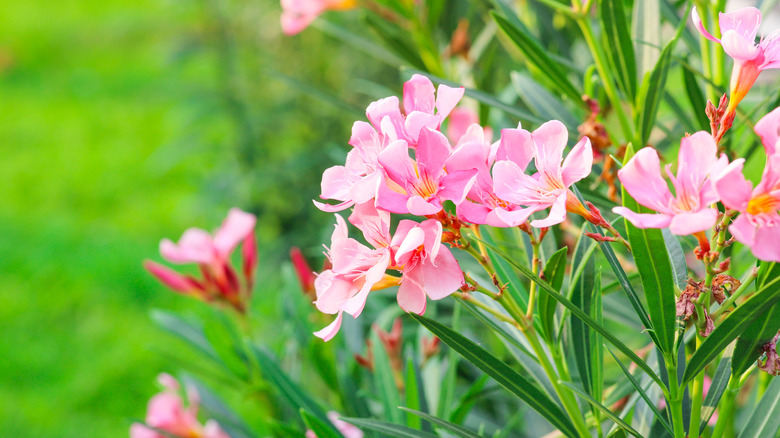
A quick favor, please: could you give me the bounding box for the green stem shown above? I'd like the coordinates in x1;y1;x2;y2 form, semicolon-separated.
526;238;542;319
688;337;705;437
576;17;634;142
696;0;716;102
454;291;519;326
713;0;727;91
665;358;687;438
711;375;741;438
526;325;592;437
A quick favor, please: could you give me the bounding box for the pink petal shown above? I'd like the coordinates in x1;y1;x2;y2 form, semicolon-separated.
314;199;355;212
403;74;435;114
144;261;203;294
350;171;381;205
529;191;568;228
719;7;761;42
722;30;762;62
313;270;355;314
674;132;717;201
214;209;257;257
617;147;674;214
692;6;721;43
439;169;479;205
419;246;464;299
397;274;427;314
491;206;540;227
492;160;540;205
327;412;364;438
349;202;391;248
391;219;418;247
532;120;568;175
366;97;405;138
395;225;426;263
434;84;465;121
748;222;780;262
713;160;752;211
612;207;673;229
314;311;344;341
755;107;780;155
416;128;451;175
320;165;357;201
377;140;415;187
130;424;163;438
280;12;317;36
405;112;441;144
420;219;443;260
375;182;410;214
495;126;534;170
407;195;442;216
447;108;479;144
457;200;491;225
729;214;757;247
561;136;593;186
203;420;231;438
340;251;391;317
160;229;214;265
668;209;718;235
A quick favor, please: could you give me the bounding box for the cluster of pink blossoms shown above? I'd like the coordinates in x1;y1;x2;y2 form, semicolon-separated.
314;74;600;340
130;374;229;438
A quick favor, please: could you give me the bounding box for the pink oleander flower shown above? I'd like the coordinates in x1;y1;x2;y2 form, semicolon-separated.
391;219;464;314
447;124;534;226
305;412;364;438
367;74;465;147
144;208;257;313
446;107;493;145
315;120;390;212
693;6;780;116
130;374;229;438
280;0;357;36
491;120;593;227
714;154;780;262
613;132;729;238
755;106;780;155
313;203;396;341
375;128;477;216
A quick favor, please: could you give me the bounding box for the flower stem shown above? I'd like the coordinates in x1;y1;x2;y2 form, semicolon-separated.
711;267;758;319
711;374;742;438
665;357;687;438
526;238;542;319
688;336;705;437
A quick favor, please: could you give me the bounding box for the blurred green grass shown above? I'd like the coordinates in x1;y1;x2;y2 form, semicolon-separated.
0;0;389;435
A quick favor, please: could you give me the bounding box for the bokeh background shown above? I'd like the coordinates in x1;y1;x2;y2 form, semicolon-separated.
0;0;393;435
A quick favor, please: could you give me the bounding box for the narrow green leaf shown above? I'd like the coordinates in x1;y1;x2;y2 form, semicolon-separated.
449;375;489;424
699;347;732;435
251;346;332;429
364;14;427;71
681;63;710;131
511;72;579;128
599;0;637;100
150;310;224;368
479;240;665;387
400;408;483;438
632;0;660;77
621;144;678;354
341;418;439;438
737;377;780;438
591;271;604;405
571;254;596;397
662;229;688;289
561;381;643;438
485;243;529;310
682;269;780;385
492;12;582;103
410;314;580;437
540;247;568;342
405;357;422;430
182;375;258;438
301;410;342;438
373;324;404;424
634;15;685;147
732;263;780;378
607;347;673;436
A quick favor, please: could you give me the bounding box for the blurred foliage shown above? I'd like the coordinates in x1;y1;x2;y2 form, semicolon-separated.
0;0;392;436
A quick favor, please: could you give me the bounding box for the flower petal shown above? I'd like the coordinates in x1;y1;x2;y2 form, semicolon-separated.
668;209;718;235
713;159;752;211
529;191;568;228
532;120;568;175
692;6;720;43
419;246;463;300
214;209;257;258
313;311;344;342
495;126;534;170
561;136;593;186
719;7;761;42
755;107;780;155
721;30;762;62
416;128;451;176
612;207;673;229
439;169;479;205
397;274;427;314
617;147;674;213
434;84;465;121
403;74;435;114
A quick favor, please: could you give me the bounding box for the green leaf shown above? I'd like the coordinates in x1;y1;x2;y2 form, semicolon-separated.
732;263;780;379
364;14;427;71
621;144;678;354
599;0;637;100
405;357;422;430
591;271;604;405
449;375;489;424
410;314;580;437
738;377;780;438
301;409;342;438
632;0;660;78
182;375;258;438
662;229;688;289
511;72;579;128
436;304;461;420
492;12;582;103
606;347;673;436
682;267;780;385
540;247;568;342
571;253;596;397
372;323;404;424
634;16;685;147
400;408;483;438
485;241;530;310
150;310;224;368
700;347;732;435
251;346;333;429
561;381;643;438
341;418;439;438
479;240;664;387
681;62;710;131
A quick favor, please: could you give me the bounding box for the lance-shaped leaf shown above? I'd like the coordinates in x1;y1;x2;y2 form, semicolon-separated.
410;314;579;437
301;410;343;438
682;267;780;385
599;0;637;100
620;145;678;354
571;251;597;397
400;408;482;438
561;382;643;438
492;13;582;103
634;14;685;148
540;247;568;343
738;377;780;438
700;347;732;435
341;418;438;438
681;63;710;131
